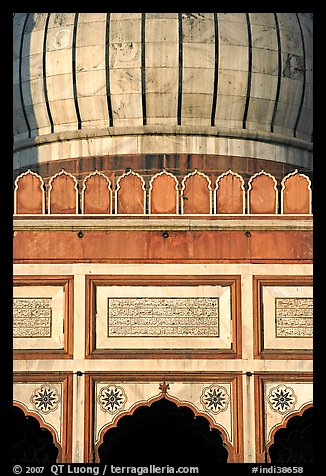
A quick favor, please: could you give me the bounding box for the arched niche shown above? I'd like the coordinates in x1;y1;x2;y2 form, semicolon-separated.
181;170;212;214
82;170;112;214
267;404;313;464
281;170;312;214
215;169;245;214
96;394;234;468
13;402;61;464
149;170;179;214
48;169;78;214
14;169;45;214
115;170;146;214
247;170;278;214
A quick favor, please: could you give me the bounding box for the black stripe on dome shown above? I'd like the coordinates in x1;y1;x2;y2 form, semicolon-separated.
43;13;54;133
177;13;183;126
105;13;113;127
141;13;147;126
242;13;252;129
211;13;219;127
271;13;282;133
72;13;82;130
293;13;307;138
19;13;31;138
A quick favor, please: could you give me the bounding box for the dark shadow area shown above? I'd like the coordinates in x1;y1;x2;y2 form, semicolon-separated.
98;397;228;470
12;406;59;464
269;407;313;463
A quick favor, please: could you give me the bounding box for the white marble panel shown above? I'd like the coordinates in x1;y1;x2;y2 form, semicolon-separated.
218;70;248;96
182;67;214;94
250;13;276;27
109;42;141;69
46;48;73;76
77;96;110;123
110;93;142;121
252;47;279;75
250;72;278;100
262;285;313;350
183;43;215;68
182;14;215;43
218;19;249;46
247;98;276;126
49;98;79;127
146;92;178;119
46;24;74;52
13;285;65;350
78;13;107;23
48;13;75;28
218;13;247;24
111;13;142;20
273;102;299;132
146;18;178;43
110;68;142;94
182;93;214;118
279;30;302;56
110;18;141;43
219;44;250;72
145;42;178;68
76;21;106;47
46;73;74;101
95;284;232;350
251;24;278;51
76;45;106;72
76;70;106;97
145;67;178;93
278;13;301;33
215;93;246;121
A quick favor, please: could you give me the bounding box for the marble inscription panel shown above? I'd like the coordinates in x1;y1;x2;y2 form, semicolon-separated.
107;297;219;337
275;298;313;338
13;298;52;338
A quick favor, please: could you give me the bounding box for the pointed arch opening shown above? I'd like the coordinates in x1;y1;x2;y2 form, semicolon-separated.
13;404;61;464
267;405;313;464
97;396;231;469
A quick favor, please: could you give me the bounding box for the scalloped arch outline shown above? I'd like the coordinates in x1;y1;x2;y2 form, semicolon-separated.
81;170;112;214
95;391;234;463
115;169;146;215
48;169;79;214
180;169;213;214
14;169;45;214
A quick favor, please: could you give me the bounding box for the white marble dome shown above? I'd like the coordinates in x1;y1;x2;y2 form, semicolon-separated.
13;13;313;169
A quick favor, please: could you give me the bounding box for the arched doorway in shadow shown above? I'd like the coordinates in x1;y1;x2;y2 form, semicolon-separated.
268;406;313;463
98;397;229;470
13;405;60;464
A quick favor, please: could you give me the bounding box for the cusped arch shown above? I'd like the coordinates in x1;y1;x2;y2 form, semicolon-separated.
247;170;278;214
13;401;62;463
48;169;79;214
215;169;245;214
181;169;213;214
14;169;45;214
281;170;312;214
81;170;112;214
266;403;313;463
95;392;234;463
149;169;179;214
115;169;146;214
